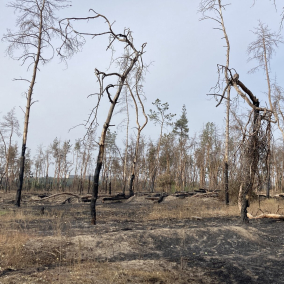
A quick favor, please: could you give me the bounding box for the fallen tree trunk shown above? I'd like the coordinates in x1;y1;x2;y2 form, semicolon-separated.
33;192;91;202
145;197;161;201
247;213;284;220
172;192;196;197
102;193;127;203
191;192;219;198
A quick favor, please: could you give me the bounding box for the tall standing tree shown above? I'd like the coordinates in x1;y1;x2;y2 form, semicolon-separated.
2;0;80;206
247;22;283;197
126;69;148;196
173;105;190;190
59;11;147;224
199;0;231;204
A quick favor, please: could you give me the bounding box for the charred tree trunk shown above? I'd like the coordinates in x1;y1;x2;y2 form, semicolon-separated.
108;181;111;195
266;120;271;198
224;161;229;204
91;144;104;225
239;93;260;223
88;175;91;194
15;1;45;207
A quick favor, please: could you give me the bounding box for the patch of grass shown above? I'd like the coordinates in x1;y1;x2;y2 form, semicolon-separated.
0;261;179;284
248;198;284;216
0;229;31;269
0;210;8;216
147;198;240;221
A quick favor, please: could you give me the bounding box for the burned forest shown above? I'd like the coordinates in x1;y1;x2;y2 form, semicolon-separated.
1;0;284;283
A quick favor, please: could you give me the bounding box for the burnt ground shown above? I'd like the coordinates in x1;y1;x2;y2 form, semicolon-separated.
0;193;284;283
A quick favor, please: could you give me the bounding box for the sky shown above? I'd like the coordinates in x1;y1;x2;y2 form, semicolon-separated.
0;0;283;158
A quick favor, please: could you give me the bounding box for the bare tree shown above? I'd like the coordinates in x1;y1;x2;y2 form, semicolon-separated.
199;0;231;204
59;11;147;224
2;0;80;206
247;21;283;197
225;69;272;222
126;69;148;196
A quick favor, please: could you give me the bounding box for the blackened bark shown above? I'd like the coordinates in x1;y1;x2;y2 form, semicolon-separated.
150;168;157;193
108;181;111;195
241;199;250;223
128;174;135;197
266;121;271;198
240;99;260;223
15;144;26;206
91;145;104;225
224;161;229;205
88;175;91;194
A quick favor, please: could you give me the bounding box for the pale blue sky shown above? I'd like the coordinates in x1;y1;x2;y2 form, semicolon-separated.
0;0;283;155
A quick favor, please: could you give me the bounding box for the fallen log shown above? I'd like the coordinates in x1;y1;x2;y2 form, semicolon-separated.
191;192;219;198
247;213;284;220
173;192;196;197
33;192;91;202
157;195;165;203
145;197;160;201
194;189;207;193
102;193;127;202
145;193;168;203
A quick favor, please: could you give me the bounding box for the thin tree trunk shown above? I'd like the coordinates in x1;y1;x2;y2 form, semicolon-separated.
150;121;163;192
218;0;231;205
127;80;148;196
123;93;129;194
15;0;45;207
266;120;271;198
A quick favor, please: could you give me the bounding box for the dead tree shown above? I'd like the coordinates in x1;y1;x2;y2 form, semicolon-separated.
59;11;147;224
126;69;148;196
2;0;80;207
199;0;231;204
247;22;283;197
213;67;272;223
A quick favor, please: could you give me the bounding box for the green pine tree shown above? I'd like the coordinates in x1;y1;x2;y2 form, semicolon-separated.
173;105;189;139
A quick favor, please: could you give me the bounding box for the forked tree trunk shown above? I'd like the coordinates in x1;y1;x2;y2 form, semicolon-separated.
127;80;148;197
91;56;138;225
15;0;45;206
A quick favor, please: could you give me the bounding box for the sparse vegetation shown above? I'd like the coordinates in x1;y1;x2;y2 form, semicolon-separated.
1;0;284;283
1;192;284;283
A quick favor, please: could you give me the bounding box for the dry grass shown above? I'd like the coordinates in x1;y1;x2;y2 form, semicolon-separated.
147;197;240;221
248;198;284;216
1;193;284;283
0;261;182;284
147;196;284;221
0;229;31;269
